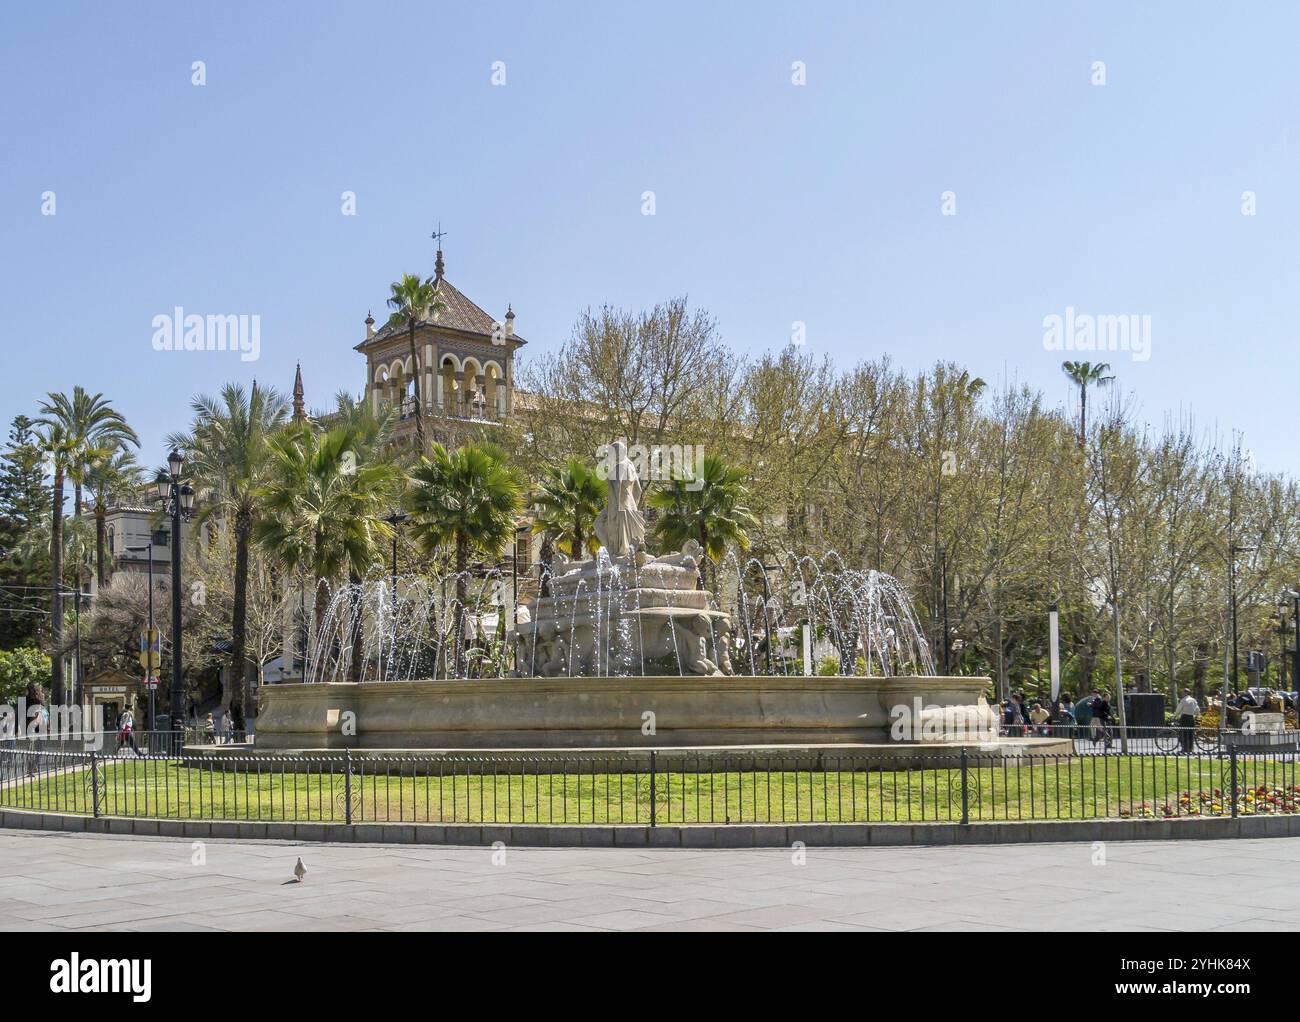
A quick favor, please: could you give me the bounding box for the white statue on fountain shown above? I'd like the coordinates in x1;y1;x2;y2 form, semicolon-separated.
594;440;646;559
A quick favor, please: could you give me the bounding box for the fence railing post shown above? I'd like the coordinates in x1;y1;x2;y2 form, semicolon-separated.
649;750;657;828
959;747;969;825
344;748;353;826
1229;745;1238;819
90;750;100;818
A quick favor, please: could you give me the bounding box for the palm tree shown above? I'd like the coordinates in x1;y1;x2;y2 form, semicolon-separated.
406;442;523;677
386;274;446;452
650;454;759;593
35;388;138;703
327;391;400;680
255;423;400;669
332;389;397;454
1061;361;1114;447
85;448;144;590
169;383;289;719
530;459;604;593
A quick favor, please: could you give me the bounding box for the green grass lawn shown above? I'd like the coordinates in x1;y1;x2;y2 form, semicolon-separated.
4;754;1299;825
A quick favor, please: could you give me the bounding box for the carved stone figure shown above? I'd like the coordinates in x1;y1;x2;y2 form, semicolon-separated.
593;440;646;558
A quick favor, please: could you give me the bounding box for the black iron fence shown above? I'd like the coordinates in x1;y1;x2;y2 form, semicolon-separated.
4;741;1300;827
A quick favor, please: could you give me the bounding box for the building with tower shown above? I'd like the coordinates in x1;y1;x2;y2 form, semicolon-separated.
355;245;525;445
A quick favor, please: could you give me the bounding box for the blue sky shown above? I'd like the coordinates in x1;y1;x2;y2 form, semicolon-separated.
2;1;1298;473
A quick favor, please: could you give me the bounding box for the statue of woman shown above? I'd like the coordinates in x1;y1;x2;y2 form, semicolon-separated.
594;440;646;558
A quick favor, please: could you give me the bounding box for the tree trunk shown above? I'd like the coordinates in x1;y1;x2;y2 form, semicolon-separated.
454;533;469;678
348;567;364;682
313;576;330;663
1079;385;1088;447
1193;641;1208;705
538;534;554;598
697;524;709;593
230;513;251;717
50;469;65;705
408;322;425;452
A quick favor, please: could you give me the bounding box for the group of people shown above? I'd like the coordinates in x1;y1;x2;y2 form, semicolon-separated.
111;706;239;753
999;688;1205;752
998;690;1104;738
999;690;1120;745
198;709;236;744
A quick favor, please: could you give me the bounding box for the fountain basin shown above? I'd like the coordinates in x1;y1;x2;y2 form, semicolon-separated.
256;675;1009;750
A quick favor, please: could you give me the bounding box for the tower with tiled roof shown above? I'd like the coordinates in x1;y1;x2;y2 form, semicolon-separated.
356;240;525;442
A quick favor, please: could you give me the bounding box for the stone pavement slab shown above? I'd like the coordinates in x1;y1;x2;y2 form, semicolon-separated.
1;829;1298;931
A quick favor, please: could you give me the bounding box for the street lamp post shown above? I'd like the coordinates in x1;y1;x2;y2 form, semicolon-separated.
382;510;408;593
155;451;195;752
1279;603;1289;693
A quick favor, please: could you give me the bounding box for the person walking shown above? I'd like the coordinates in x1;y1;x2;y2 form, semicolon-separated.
1175;689;1200;754
219;708;234;745
116;709;144;757
1092;690;1114;747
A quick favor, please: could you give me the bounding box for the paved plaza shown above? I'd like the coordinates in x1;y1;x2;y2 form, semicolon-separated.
0;830;1298;931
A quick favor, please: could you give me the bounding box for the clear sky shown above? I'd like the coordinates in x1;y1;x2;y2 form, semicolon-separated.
2;1;1297;473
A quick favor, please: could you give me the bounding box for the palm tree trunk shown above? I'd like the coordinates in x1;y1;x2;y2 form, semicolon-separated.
50;469;65;704
314;576;330;660
697;524;709;593
348;567;364;682
1079;385;1087;447
408;322;425;451
230;514;251;718
455;533;469;677
539;534;554;599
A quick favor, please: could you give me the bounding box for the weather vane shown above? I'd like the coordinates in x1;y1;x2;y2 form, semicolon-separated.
431;223;448;248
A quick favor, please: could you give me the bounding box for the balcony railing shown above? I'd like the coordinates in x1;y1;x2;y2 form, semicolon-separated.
395;398;503;423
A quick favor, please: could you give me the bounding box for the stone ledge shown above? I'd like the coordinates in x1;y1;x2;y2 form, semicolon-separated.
0;808;1271;848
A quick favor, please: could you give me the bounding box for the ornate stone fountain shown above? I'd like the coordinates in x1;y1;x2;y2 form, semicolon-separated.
516;440;737;678
255;440;1055;756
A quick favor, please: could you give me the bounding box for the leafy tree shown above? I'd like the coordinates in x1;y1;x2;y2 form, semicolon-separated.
0;646;51;706
0;416;52;648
